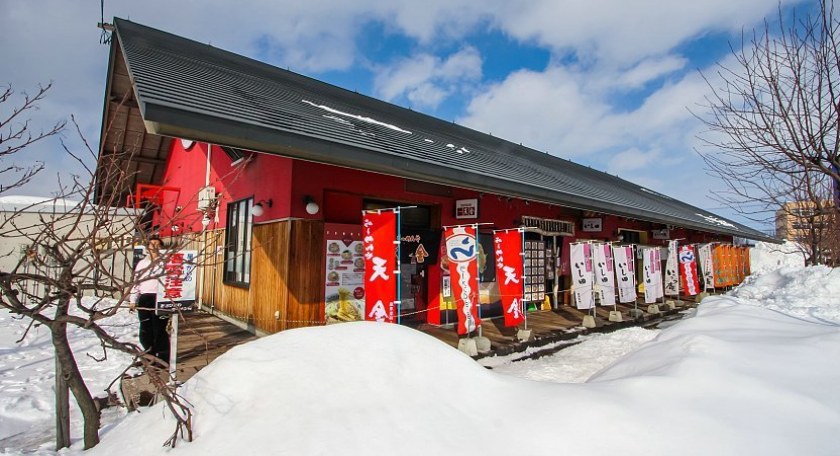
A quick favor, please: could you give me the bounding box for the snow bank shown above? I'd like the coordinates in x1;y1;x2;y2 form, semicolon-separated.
750;241;806;271
0;299;136;445
730;266;840;325
90;296;840;456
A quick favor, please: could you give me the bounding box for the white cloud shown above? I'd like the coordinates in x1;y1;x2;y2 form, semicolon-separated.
607;148;662;174
373;47;483;109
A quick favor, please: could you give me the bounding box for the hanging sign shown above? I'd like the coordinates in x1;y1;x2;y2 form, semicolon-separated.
363;211;397;323
493;230;525;327
454;199;479;219
570;243;594;309
581;218;603;232
445;226;481;335
157;250;198;311
664;240;679;296
652;229;670;240
612;245;636;303
592;243;616;306
678;245;700;296
642;248;661;303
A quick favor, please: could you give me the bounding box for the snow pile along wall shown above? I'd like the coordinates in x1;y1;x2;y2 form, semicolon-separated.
749;241;806;271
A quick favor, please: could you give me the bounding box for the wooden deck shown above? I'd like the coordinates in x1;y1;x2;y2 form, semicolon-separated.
172;312;257;382
417;294;705;357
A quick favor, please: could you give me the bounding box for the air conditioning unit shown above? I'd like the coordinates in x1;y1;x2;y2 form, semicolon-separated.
197;186;217;211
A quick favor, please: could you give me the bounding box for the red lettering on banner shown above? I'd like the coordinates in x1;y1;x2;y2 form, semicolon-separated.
363;212;397;323
163;253;186;300
494;231;525;327
445;226;481;335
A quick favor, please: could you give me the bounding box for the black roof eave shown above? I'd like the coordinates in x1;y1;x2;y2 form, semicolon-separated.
140;100;778;243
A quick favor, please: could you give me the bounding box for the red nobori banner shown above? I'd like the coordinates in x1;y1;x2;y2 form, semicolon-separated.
445;226;481;335
363;211;397;323
493;230;525;327
678;245;700;296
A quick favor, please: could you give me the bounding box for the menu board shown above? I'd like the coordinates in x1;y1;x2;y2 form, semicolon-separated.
523;240;546;302
324;225;365;324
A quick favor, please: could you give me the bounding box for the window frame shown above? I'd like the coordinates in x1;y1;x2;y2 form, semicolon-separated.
223;197;254;288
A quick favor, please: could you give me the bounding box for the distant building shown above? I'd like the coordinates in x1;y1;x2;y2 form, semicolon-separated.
775;200;838;264
0;196;138;298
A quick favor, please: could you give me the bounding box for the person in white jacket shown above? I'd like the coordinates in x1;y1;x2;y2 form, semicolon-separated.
129;236;170;366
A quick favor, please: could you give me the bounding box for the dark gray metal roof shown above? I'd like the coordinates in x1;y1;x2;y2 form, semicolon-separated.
110;18;777;242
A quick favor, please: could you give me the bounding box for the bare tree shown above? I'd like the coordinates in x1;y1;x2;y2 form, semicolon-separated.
0;89;207;450
0;84;64;193
697;0;840;264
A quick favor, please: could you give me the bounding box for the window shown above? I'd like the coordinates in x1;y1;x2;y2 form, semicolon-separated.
224;197;253;287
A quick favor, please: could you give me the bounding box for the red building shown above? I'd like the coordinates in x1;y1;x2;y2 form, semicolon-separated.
96;19;775;335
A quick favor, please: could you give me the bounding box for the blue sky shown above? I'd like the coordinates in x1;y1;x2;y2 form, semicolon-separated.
0;0;816;232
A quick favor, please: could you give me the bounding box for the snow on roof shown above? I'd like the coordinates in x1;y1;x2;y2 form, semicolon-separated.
302;100;413;134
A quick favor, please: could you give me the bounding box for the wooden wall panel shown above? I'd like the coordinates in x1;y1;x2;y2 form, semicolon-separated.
196;220;325;334
286;220;325;329
249;222;290;333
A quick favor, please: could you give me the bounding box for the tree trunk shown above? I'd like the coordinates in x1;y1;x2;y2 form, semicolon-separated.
54;356;71;450
51;320;101;449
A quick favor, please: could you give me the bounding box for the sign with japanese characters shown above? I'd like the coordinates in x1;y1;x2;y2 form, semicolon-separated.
493;230;525;327
363;211;397;323
698;243;715;290
445;226;481;335
664;240;679;296
652;229;670;240
581;218;603;232
678;245;700;296
642;247;661;304
592;243;616;306
156;250;197;311
454;199;479;219
612;245;636;303
570;243;594;309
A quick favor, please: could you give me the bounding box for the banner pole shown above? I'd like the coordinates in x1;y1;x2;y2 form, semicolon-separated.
475;225;482;339
521;228;527;331
396;208;401;326
633;244;639;314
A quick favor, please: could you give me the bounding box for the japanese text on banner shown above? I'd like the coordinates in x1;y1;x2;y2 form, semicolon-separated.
494;230;525;327
445;226;481;335
363;211;397;323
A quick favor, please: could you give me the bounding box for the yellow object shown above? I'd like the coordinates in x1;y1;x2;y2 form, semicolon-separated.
542;295;551;310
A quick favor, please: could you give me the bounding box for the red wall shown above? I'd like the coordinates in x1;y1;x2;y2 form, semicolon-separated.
158;142;293;235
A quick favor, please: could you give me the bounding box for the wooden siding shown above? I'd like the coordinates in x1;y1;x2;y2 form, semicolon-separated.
286;220;324;329
198;219;324;334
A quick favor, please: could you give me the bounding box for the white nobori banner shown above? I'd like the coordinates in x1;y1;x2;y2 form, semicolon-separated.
612;245;636;304
642;247;662;304
698;243;715;291
592;243;616;306
664;240;679;297
570;243;594;309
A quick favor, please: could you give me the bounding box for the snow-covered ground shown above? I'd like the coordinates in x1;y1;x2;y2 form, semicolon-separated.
0;299;137;450
2;243;838;455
